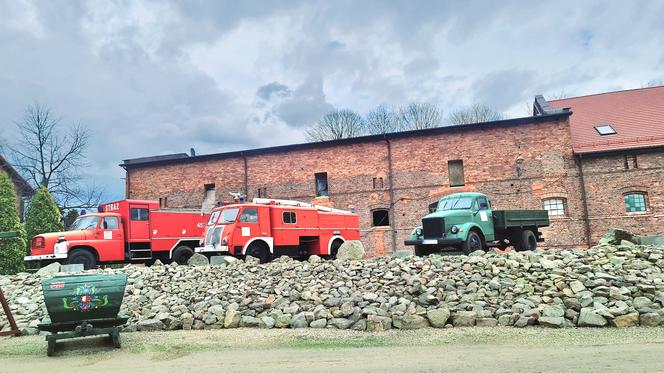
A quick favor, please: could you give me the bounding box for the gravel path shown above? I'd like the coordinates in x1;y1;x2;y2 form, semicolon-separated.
2;327;664;372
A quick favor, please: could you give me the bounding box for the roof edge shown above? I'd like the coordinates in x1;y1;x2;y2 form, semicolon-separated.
120;112;572;169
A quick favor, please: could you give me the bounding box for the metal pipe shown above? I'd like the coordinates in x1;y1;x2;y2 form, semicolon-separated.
575;154;592;247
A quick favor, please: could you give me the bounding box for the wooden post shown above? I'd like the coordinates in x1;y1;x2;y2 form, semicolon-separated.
0;287;22;337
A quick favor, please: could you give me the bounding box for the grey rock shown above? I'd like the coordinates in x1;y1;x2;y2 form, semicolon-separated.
260;316;275;329
538;317;565;328
393;314;429;330
336;240;365;260
36;262;61;275
475;318;497;327
60;264;84;273
640;313;662;327
542;305;565;318
240;316;261;327
137;319;164;331
426;308;451;328
328;318;354;329
452;311;476;327
310;319;327;328
187;253;209;266
578;308;608;327
290;313;309;329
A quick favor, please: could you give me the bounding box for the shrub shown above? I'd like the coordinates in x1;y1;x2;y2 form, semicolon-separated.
0;171;27;274
25;186;63;253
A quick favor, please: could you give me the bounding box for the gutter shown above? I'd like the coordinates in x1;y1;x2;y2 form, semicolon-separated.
575;154;593;247
385;136;397;255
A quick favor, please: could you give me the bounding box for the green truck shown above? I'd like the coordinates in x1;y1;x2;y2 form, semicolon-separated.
405;192;550;255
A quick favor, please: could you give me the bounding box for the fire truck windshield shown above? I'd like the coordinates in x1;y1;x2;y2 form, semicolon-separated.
207;211;220;225
219;208;239;224
69;216;100;231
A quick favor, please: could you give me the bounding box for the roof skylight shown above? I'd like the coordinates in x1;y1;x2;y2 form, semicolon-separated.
594;124;617;135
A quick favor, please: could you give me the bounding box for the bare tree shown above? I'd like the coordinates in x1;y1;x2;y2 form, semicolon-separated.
365;104;402;135
448;104;504;125
8;103;101;209
305;109;366;142
397;102;443;130
642;79;663;88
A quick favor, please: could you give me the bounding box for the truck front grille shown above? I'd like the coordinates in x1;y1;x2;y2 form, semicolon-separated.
422;217;445;239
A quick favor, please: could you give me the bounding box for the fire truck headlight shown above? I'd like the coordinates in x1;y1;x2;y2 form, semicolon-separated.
415;227;422;236
450;225;459;234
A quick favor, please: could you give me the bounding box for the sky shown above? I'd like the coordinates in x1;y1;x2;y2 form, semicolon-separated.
1;0;663;201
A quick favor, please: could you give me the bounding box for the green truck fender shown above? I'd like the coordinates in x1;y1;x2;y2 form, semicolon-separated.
448;223;485;242
409;226;423;240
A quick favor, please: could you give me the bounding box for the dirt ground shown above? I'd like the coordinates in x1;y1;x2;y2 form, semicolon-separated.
2;327;664;372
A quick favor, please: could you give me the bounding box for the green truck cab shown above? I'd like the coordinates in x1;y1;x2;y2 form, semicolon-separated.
404;192;550;255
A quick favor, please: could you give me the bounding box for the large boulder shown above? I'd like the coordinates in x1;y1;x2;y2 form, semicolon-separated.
599;229;635;245
578;308;608;327
426;308;451;328
187;253;209;266
393;314;429;330
137;319;165;331
336;240;365;260
36;262;61;275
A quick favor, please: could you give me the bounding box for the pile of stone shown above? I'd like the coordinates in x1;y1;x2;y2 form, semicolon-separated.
1;230;663;334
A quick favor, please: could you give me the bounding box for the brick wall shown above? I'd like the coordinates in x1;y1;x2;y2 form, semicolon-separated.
580;151;664;243
126;116;611;256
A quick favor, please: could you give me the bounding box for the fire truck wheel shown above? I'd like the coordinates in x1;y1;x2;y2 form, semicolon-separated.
246;242;270;263
67;249;97;270
172;246;194;265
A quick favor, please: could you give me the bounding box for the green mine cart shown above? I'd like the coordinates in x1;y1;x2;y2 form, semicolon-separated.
38;274;128;356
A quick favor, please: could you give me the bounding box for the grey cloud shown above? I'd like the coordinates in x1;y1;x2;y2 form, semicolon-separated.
256;82;291;101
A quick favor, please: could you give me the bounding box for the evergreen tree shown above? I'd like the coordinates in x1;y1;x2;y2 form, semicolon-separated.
25;186;63;253
0;171;27;274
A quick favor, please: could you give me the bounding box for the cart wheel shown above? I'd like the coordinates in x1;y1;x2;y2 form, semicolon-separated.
112;333;121;348
47;340;56;357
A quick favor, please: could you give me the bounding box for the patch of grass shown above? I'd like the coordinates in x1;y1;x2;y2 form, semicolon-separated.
286;334;390;349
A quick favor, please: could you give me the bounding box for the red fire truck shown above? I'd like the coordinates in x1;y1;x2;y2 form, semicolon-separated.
195;198;360;262
25;199;208;269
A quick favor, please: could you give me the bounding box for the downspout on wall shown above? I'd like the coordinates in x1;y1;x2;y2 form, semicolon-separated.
241;152;249;198
385;137;397;255
575;154;593;247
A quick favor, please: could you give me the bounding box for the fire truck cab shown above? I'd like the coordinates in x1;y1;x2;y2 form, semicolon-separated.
195;198;360;262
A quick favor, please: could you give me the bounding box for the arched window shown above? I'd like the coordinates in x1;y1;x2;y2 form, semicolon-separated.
543;198;566;216
371;209;390;227
624;192;648;213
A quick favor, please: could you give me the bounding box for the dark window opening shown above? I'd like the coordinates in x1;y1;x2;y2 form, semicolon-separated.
428;201;438;213
624;155;638;169
315;172;328;197
257;187;267;198
594;124;616;135
130;208;149;221
448;160;465;187
159;197;167;208
372;209;390;227
103;217;120;230
373;177;384;189
204;183;215;191
283;211;297;224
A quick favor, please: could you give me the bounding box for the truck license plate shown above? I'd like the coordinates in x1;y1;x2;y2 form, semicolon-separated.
422;239;438;245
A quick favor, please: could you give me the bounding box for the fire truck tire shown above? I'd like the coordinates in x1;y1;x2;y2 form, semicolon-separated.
327;238;344;259
246;242;270;263
172;246;194;265
67;249;97;270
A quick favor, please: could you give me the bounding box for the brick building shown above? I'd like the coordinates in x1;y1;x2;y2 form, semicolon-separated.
0;154;34;220
121;87;664;256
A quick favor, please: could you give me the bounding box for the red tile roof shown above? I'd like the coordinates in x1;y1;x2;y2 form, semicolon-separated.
549;86;664;154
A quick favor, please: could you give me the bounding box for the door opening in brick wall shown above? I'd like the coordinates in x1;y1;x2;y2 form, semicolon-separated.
159;197;168;208
372;209;390;227
372;177;384;189
315;172;328;197
448;160;465;187
624;155;638;169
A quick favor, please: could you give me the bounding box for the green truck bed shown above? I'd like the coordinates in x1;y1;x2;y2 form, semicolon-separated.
492;210;550;229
